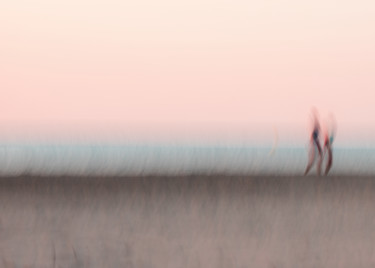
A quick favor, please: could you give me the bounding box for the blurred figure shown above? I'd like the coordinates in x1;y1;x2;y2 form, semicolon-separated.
323;113;337;175
304;108;322;176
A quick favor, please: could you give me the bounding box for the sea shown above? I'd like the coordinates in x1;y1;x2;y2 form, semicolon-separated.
0;143;374;176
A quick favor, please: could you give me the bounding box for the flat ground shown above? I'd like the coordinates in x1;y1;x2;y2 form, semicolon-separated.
0;175;375;267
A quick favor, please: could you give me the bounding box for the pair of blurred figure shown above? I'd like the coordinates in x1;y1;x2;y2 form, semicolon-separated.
304;108;336;176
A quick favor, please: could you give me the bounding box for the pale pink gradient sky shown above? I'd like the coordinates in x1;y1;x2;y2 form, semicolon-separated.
1;0;375;144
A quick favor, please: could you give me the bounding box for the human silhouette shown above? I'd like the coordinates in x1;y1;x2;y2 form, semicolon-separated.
304;108;322;176
323;113;336;175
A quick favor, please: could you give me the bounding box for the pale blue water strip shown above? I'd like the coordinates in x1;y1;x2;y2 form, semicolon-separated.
0;144;374;176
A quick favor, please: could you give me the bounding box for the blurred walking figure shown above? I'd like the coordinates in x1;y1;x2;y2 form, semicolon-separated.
323;113;337;175
304;108;322;176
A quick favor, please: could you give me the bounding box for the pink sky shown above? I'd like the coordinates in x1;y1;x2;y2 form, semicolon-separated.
1;0;375;144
